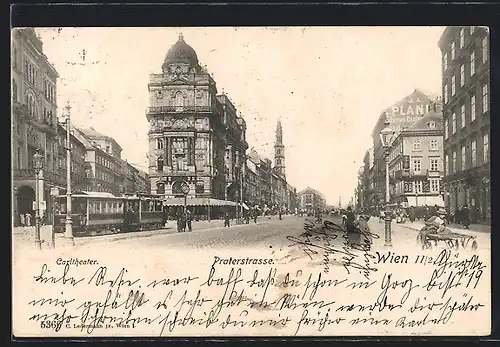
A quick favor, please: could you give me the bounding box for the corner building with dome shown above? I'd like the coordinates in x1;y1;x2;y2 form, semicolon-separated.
146;34;249;216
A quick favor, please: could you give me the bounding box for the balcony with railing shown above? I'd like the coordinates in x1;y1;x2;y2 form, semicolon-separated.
13;168;66;187
147;105;212;115
426;169;444;178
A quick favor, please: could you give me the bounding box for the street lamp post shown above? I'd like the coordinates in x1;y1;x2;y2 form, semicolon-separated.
379;120;396;247
33;149;44;250
64;102;75;245
180;180;190;218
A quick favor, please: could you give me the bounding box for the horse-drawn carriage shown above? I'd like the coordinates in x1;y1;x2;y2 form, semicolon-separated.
416;225;478;251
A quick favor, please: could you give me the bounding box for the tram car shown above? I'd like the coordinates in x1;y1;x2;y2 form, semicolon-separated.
53;191;166;236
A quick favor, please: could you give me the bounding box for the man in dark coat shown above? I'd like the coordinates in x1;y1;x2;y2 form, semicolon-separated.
461;205;471;229
186;210;193;232
224;212;230;227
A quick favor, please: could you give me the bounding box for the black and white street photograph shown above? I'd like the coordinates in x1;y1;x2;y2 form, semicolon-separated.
11;26;491;337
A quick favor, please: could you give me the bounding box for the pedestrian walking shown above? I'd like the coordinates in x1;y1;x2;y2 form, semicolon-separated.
224;212;230;227
278;209;282;220
19;213;25;227
253;209;258;223
25;213;32;227
186;210;193;232
245;211;250;224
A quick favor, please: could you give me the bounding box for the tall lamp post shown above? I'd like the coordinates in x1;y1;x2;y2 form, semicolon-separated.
180;181;190;217
379;121;395;247
33;149;44;250
64;102;74;245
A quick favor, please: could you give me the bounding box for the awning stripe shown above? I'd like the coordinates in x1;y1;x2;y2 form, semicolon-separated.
162;198;239;207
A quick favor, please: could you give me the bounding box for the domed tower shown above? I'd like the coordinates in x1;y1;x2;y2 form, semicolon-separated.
274;119;285;178
162;33;201;74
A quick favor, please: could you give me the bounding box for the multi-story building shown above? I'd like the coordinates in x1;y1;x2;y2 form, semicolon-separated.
387;110;445;207
298;187;326;212
12;28;62;226
78;127;124;195
439;26;490;223
245;158;259;206
58;123;89;193
135;170;151;195
146;34;247;205
120;160;151;195
369;89;440;208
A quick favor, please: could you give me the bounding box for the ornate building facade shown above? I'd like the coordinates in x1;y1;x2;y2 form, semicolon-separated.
146;34;248;201
12;28;62;225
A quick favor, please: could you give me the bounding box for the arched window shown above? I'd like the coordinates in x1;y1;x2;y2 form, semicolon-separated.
156;138;164;149
26;94;36;118
12;79;17;102
174;91;184;107
157;156;164;172
157;182;165;195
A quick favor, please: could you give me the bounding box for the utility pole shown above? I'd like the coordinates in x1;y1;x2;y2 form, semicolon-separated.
64;102;74;245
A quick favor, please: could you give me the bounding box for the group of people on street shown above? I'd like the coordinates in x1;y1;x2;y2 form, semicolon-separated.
176;210;193;233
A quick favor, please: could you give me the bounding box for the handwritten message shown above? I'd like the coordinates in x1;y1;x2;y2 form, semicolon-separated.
13;240;489;337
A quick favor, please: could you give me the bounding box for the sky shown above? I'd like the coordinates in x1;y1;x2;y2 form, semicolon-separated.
36;26;445;206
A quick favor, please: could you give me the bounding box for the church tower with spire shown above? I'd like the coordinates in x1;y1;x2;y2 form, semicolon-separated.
274;119;286;178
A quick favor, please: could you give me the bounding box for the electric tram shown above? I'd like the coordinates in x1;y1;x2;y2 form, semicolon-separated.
53;191;165;236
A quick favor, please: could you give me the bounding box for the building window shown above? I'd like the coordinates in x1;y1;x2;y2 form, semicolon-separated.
444;154;449;175
443;52;448;71
482;84;488;113
157;182;165;195
471;139;477;167
414;181;423;194
452;150;457;173
471;94;476;121
196;181;205;194
460;104;466;128
412;158;421;174
459;28;465;48
444;84;448;104
451;75;456;96
26;93;36;118
452;113;456;134
174;91;184;107
412;140;421;151
470;26;475;35
461;145;466;171
460;65;465;87
157;156;164;172
430;158;439;172
483;133;489;163
470;51;476;76
430;139;438;151
176;156;186;171
451;41;456;60
430;179;440;193
156;138;164;149
444;119;449;139
482;37;488;63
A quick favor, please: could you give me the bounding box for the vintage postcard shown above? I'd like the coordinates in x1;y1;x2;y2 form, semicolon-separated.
11;26;491;337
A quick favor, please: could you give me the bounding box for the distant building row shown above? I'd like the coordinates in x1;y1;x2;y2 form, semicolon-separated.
11;28;150;226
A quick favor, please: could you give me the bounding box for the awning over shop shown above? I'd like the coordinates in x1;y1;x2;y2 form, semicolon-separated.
406;195;444;207
162;197;239;207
